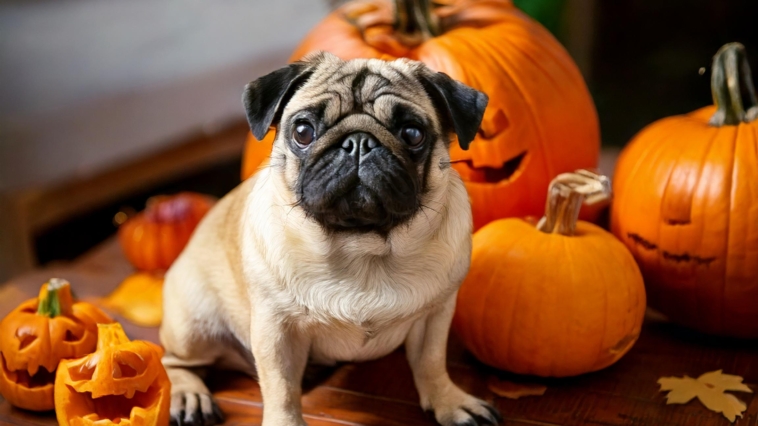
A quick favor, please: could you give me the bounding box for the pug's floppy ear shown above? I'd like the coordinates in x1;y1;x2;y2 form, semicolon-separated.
242;62;314;141
419;71;489;150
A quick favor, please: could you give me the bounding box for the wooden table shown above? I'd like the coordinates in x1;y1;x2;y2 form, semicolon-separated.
1;239;757;426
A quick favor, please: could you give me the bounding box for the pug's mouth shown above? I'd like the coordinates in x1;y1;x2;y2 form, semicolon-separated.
66;385;162;425
456;151;527;184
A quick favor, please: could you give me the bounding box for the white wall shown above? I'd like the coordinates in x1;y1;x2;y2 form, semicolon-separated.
0;0;329;192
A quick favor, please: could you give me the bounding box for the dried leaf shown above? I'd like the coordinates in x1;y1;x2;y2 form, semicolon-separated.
658;370;753;422
487;376;546;399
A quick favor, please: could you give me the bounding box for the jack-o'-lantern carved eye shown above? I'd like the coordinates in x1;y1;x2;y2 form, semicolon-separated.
112;351;146;379
16;332;38;351
67;358;97;382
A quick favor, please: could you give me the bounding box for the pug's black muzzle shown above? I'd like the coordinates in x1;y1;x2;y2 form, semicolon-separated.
298;131;420;233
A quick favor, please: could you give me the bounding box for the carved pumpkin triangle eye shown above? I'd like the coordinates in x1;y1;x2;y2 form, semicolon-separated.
478;109;510;140
112;351;146;379
67;357;98;382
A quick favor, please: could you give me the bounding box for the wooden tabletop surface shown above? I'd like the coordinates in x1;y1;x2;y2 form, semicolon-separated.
1;238;757;426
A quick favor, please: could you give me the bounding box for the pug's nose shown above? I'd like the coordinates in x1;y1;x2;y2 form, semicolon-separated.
341;132;378;159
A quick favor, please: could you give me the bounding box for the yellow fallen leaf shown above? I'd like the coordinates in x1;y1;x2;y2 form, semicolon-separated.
98;272;164;327
487;376;547;399
658;370;753;422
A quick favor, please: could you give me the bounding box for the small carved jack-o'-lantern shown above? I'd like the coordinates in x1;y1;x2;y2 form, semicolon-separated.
0;279;112;411
612;43;758;338
55;323;170;426
242;0;600;231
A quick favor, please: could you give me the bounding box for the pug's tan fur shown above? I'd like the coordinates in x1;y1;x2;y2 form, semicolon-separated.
160;53;498;426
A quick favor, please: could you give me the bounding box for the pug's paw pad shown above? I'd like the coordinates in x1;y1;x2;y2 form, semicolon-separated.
170;392;224;426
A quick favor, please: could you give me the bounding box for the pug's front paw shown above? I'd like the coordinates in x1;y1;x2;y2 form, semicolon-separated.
425;386;502;426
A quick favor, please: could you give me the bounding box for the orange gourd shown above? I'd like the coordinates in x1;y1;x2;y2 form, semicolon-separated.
242;0;599;231
55;322;170;426
612;43;758;338
453;171;646;377
118;192;214;272
0;279;113;411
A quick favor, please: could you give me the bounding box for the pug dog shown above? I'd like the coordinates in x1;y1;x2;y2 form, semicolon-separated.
160;51;499;426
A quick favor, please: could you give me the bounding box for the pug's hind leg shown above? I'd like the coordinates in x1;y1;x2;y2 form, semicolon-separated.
406;294;502;426
166;366;224;426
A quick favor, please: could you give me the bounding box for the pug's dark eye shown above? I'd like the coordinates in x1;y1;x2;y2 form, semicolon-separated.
293;123;315;147
400;126;424;147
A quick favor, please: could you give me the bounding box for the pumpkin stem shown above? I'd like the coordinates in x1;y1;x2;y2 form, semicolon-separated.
37;278;74;318
709;42;758;126
394;0;439;44
537;170;611;236
96;322;132;351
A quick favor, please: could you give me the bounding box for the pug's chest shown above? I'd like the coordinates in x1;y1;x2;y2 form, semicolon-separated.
308;314;420;364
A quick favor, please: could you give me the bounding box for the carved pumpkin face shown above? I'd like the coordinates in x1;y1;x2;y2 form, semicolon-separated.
0;279;112;411
242;0;599;231
55;323;170;426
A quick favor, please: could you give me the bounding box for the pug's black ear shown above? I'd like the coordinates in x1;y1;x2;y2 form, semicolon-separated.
243;63;314;141
419;71;488;150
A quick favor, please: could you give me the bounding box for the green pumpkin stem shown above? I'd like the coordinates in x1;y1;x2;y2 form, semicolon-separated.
37;278;74;318
394;0;439;44
537;170;611;236
709;42;758;126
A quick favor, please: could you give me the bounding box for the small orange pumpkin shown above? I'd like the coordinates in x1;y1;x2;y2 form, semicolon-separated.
118;192;214;272
453;171;646;377
55;322;170;426
242;0;600;231
612;43;758;338
0;279;113;411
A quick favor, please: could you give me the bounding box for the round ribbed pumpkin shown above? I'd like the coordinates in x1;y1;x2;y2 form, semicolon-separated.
118;192;214;272
242;0;599;231
611;42;758;338
454;171;646;377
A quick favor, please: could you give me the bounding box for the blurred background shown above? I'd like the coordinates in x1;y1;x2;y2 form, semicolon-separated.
1;0;757;282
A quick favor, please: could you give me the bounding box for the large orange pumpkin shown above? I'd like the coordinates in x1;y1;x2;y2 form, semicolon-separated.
611;42;758;338
453;171;646;377
242;0;599;231
118;192;214;272
55;322;170;426
0;279;113;411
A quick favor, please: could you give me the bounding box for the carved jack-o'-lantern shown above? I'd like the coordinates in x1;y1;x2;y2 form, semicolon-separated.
242;0;600;231
0;279;112;411
612;43;758;338
55;323;170;426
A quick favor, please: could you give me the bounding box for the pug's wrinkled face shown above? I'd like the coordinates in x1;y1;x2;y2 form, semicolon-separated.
243;52;488;234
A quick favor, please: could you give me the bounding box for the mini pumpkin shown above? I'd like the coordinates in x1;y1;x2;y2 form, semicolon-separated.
0;279;113;411
453;171;646;377
242;0;600;231
612;42;758;338
118;192;215;272
55;322;170;426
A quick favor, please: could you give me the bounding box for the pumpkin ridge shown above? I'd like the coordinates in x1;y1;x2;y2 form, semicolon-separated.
660;122;720;226
719;124;744;334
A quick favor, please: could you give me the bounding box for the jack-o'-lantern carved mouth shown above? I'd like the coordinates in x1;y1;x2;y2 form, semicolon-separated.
455;151;527;184
627;233;717;266
0;353;56;388
65;385;162;425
